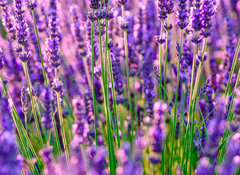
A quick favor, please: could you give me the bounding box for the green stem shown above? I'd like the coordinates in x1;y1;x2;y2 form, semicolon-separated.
218;39;240;162
159;20;164;100
121;4;134;146
97;13;116;174
224;39;240;96
108;49;121;147
188;37;208;173
31;10;48;86
164;16;170;102
169;29;183;174
90;9;98;145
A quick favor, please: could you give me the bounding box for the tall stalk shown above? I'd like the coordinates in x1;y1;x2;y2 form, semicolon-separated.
97;12;116;174
183;32;198;173
120;4;134;145
169;29;183;174
188;37;208;173
164;16;170;102
159;20;164;100
31;10;48;86
90;9;98;145
105;0;121;148
107;48;121;148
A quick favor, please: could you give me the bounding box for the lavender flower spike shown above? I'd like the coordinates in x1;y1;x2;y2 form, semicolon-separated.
177;0;189;29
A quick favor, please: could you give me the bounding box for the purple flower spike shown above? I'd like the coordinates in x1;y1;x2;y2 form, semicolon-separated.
41;87;53;130
177;0;189;29
200;0;217;37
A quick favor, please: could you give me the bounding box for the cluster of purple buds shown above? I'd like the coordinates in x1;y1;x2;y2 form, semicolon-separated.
200;0;217;37
197;51;207;64
71;6;87;57
41;87;53;130
14;0;29;46
25;0;37;10
0;0;16;40
234;88;240;115
21;87;28;113
177;0;189;29
19;50;31;62
111;53;124;103
95;7;114;20
46;0;61;69
52;78;63;92
118;0;127;5
142;49;156;119
148;101;167;164
72;97;90;145
89;0;100;10
0;47;5;69
0;96;13;131
190;0;202;44
156;0;167;21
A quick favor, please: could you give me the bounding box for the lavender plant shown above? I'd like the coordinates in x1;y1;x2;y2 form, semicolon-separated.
0;0;240;174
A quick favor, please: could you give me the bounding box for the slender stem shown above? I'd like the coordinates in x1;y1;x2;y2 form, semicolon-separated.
31;10;48;86
104;0;121;147
24;112;27;133
169;29;183;174
188;32;198;121
121;4;134;145
159;20;164;100
164;16;170;102
108;48;121;148
224;39;240;96
90;9;98;145
218;39;240;162
184;32;198;172
188;37;208;172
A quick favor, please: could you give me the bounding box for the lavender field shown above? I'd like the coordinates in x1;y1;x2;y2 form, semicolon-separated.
0;0;240;174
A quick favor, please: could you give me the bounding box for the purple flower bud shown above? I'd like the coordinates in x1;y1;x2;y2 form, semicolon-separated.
25;0;37;10
89;0;100;9
200;0;217;37
177;0;189;29
19;50;31;62
41;87;53;130
21;87;28;113
14;0;29;46
118;0;127;5
0;48;5;69
0;1;16;40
